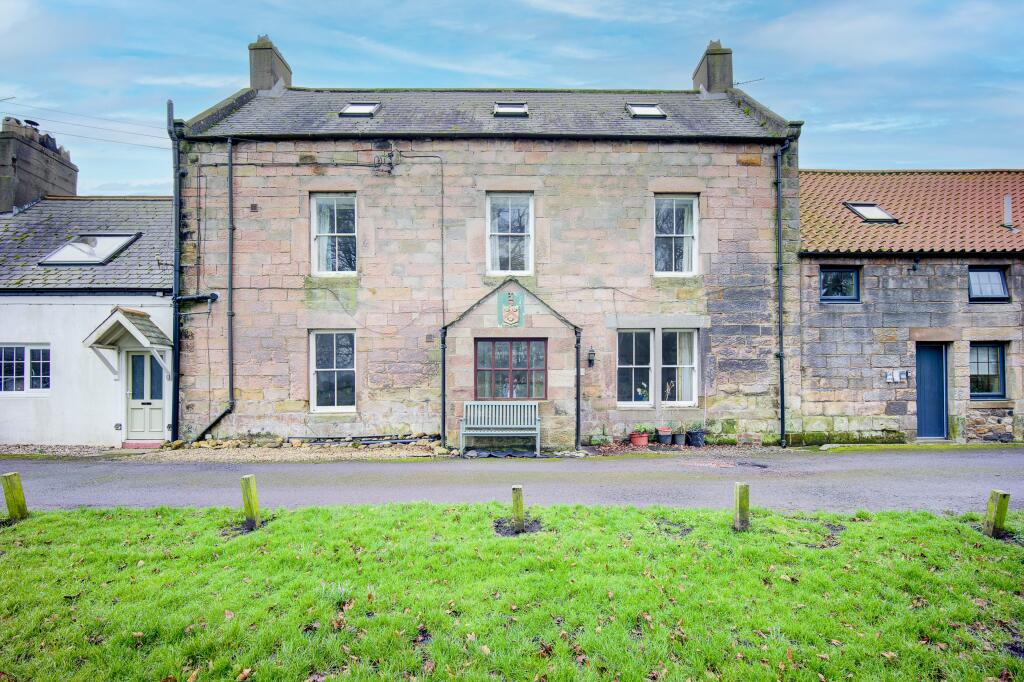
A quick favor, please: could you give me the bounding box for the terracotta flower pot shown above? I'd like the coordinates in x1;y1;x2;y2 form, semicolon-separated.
629;431;649;446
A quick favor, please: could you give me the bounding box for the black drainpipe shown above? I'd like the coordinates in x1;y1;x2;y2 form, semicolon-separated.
439;327;448;447
166;101;182;442
574;328;581;450
193;136;236;440
774;138;792;448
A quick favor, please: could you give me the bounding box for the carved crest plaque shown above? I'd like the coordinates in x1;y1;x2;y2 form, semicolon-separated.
498;290;524;327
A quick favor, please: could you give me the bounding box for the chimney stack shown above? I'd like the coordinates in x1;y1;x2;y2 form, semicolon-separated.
692;40;733;93
1004;193;1015;229
1;117;78;213
248;35;292;91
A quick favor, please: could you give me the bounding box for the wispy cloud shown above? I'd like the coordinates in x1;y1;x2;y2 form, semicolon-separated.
819;116;946;133
548;44;603;60
135;74;246;89
517;0;743;23
85;178;172;195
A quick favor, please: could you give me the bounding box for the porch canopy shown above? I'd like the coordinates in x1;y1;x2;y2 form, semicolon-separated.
82;306;171;378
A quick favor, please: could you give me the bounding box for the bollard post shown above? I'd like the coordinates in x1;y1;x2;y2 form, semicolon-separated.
983;489;1010;538
733;482;750;532
2;472;28;521
512;485;525;533
241;475;260;530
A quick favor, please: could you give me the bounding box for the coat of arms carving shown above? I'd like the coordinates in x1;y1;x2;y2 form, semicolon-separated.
500;291;522;327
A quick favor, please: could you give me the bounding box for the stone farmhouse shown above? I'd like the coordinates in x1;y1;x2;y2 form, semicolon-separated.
171;37;803;449
799;170;1024;443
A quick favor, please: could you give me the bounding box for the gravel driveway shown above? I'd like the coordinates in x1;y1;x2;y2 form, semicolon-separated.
2;446;1022;513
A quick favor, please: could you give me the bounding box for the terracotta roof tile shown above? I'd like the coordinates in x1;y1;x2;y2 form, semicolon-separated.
800;170;1024;254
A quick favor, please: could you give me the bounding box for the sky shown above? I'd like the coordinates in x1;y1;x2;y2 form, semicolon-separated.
1;0;1021;195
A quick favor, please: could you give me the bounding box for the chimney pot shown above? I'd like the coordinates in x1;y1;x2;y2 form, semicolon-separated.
248;35;292;91
692;40;733;93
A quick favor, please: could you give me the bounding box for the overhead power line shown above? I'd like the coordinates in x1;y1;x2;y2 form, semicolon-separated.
36;127;170;151
0;110;168;140
0;98;165;132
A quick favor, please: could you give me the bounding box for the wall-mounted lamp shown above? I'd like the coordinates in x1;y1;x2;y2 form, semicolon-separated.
587;346;596;368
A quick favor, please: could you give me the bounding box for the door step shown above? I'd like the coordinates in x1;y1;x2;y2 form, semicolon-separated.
121;440;163;449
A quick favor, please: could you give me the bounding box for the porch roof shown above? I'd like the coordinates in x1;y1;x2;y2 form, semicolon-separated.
442;277;580;332
82;306;171;349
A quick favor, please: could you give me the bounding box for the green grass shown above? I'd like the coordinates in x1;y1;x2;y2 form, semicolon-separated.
825;442;1024;454
1;506;1022;681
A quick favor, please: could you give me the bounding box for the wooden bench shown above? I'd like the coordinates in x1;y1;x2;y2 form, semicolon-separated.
459;401;541;454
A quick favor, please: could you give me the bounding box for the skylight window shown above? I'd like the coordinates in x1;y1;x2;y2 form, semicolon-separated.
339;102;381;117
845;202;897;222
493;102;528;117
40;233;140;266
626;103;667;119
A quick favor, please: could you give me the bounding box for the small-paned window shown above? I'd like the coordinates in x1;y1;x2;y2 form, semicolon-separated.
617;330;651;404
654;196;698;275
311;331;356;410
475;339;546;399
339;102;380;117
819;266;860;302
626;103;666;118
40;234;139;265
487;193;533;275
970;342;1006;399
0;345;49;392
493;102;528;117
661;330;697;405
845;202;897;222
312;194;357;275
968;267;1010;302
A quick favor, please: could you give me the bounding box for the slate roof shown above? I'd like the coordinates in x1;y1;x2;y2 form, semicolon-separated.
0;196;173;291
800;170;1024;255
186;88;793;141
118;307;172;346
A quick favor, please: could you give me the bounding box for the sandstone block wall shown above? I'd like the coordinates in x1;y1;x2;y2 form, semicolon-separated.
176;137;800;446
799;257;1023;442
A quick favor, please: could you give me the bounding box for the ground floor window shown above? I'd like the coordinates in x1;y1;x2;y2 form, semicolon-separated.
475;339;546;399
0;345;50;392
617;330;652;404
661;330;697;405
310;331;355;410
970;342;1006;399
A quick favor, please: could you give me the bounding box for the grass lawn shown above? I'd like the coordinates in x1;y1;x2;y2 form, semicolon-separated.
1;505;1022;681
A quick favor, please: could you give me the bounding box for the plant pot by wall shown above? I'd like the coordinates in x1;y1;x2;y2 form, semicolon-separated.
656;433;672;444
686;429;706;447
672;433;687;445
629;431;649;446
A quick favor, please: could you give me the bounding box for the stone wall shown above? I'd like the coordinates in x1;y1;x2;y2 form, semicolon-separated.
799;256;1024;442
176;137;800;446
0;118;77;212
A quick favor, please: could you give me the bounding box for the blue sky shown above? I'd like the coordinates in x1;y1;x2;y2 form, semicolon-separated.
1;0;1021;195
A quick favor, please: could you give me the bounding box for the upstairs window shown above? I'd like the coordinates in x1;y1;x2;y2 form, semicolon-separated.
970;342;1006;400
819;266;860;302
40;234;139;266
654;196;698;275
312;194;357;275
339;102;380;117
487;193;533;275
311;331;355;411
0;345;50;392
845;202;897;223
626;103;666;119
493;102;528;117
968;266;1010;302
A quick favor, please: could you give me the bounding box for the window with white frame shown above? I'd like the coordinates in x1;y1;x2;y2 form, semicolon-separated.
661;330;697;405
312;194;357;275
0;345;50;392
617;330;651;404
487;193;533;275
654;196;697;275
310;331;355;411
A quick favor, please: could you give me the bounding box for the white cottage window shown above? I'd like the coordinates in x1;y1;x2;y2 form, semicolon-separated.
661;330;697;405
654;196;698;275
310;331;356;411
486;193;533;275
0;345;50;392
311;194;357;275
617;330;652;405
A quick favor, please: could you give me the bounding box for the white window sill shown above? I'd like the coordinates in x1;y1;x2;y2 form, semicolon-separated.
311;271;357;278
310;406;357;414
487;271;533;278
662;402;698;408
617;403;654;410
653;271;698;278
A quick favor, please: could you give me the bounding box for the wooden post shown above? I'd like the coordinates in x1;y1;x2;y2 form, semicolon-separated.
241;475;260;529
511;485;524;533
2;472;28;521
983;489;1010;538
733;482;750;532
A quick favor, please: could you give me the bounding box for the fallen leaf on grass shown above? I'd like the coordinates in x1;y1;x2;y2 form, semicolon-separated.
880;651;897;661
423;660;435;674
236;669;252;681
480;645;491;655
187;670;199;682
537;641;554;658
224;610;234;620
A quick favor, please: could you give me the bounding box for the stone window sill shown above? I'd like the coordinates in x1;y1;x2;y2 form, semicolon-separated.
969;399;1014;409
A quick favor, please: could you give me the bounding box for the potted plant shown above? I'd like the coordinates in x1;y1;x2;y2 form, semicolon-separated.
655;426;672;445
672;424;687;446
629;423;653;447
685;420;706;447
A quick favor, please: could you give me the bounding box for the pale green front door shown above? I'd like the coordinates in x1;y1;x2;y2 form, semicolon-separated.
126;352;164;440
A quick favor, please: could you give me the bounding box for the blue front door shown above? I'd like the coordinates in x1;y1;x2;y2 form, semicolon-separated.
915;344;947;438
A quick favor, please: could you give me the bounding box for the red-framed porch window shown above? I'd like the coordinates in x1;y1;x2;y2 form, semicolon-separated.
475;338;547;399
